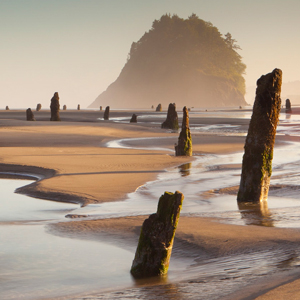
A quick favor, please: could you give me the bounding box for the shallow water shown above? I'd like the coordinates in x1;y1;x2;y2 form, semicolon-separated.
2;109;300;299
0;179;136;300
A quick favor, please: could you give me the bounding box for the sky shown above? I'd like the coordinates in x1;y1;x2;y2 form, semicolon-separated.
1;0;300;109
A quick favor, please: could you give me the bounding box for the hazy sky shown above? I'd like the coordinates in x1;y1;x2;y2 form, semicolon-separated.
1;0;299;109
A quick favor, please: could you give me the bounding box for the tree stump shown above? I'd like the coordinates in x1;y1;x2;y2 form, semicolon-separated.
161;103;179;130
130;191;184;278
237;69;282;203
175;106;192;156
104;106;110;120
50;92;61;121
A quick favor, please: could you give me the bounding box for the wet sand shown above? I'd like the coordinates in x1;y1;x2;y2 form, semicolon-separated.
1;108;300;299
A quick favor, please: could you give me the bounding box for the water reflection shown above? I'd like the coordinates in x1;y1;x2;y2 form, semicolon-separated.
238;201;274;227
178;163;192;177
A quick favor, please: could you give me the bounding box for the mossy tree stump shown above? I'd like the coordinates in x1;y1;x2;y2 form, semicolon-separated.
161;103;179;130
130;191;184;278
237;68;282;203
175;106;192;156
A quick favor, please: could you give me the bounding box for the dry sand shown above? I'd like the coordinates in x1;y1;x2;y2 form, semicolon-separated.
1;109;300;299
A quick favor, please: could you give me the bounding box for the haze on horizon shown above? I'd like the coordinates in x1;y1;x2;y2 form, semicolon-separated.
1;0;300;109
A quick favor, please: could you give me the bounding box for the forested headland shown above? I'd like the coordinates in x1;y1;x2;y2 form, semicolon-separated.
90;14;247;109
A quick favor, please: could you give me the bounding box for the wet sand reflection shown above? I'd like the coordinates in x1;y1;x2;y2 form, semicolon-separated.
238;200;274;227
178;163;192;177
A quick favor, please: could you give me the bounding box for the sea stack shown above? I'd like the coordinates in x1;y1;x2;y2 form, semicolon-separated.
130;191;184;278
26;108;35;121
156;104;162;112
36;103;42;111
130;114;137;123
104;106;110;120
175;106;192;156
50;92;61;121
286;99;291;113
237;68;282;203
161;103;179;130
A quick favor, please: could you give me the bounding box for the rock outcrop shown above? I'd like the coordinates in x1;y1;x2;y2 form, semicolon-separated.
36;103;42;111
104;106;110;120
156;104;162;112
50;92;61;121
26;108;35;121
237;68;282;203
130;114;137;123
130;191;184;278
89;15;246;109
286;99;291;113
175;106;192;156
161;103;179;130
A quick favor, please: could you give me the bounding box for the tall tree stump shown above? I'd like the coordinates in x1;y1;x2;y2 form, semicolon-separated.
103;106;110;120
50;92;61;121
161;103;179;130
237;69;282;203
175;106;192;156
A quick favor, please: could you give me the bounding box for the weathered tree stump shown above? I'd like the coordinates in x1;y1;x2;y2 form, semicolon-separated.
237;68;282;203
130;114;137;123
130;191;184;278
50;92;61;121
63;105;67;110
104;106;110;120
36;103;42;111
175;106;192;156
156;104;162;112
77;104;80;110
286;99;291;113
26;108;35;121
161;103;179;130
100;106;102;111
5;106;9;110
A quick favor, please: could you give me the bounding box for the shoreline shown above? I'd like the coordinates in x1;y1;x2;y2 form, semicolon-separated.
2;109;300;299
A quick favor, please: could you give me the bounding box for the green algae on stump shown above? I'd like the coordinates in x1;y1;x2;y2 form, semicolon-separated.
175;106;192;156
130;191;184;278
237;68;282;203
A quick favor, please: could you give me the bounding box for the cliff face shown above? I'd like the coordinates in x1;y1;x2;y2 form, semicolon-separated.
89;14;247;109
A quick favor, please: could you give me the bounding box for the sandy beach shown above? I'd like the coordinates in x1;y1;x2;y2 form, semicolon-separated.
1;107;300;299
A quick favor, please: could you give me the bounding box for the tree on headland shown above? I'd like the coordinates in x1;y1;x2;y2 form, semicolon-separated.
90;14;247;109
